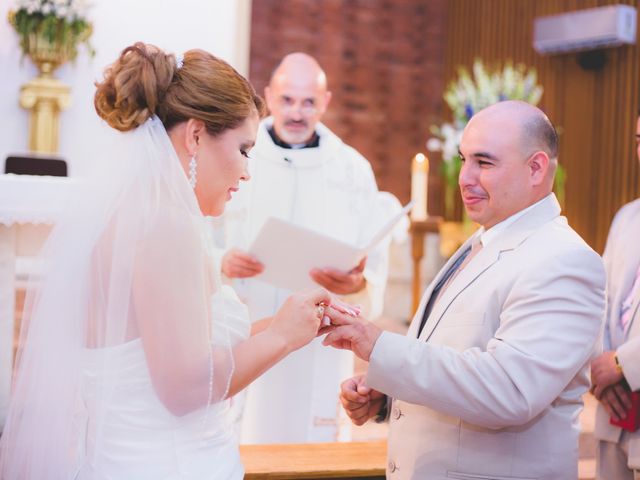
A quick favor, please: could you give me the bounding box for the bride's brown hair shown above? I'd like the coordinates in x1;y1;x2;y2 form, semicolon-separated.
94;42;265;134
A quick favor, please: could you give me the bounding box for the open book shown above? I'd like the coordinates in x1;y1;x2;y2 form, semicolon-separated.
248;202;413;291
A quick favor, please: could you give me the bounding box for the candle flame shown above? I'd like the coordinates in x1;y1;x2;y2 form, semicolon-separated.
415;153;426;163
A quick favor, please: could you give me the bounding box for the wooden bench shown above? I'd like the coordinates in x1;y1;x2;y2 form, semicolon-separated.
240;440;386;479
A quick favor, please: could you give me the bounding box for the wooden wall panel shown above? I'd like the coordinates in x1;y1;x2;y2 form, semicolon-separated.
249;0;449;214
250;0;640;252
444;0;640;252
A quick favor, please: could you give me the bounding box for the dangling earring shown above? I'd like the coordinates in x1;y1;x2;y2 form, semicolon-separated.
189;154;197;188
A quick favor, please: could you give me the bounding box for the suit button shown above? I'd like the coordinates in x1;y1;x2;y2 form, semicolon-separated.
392;407;402;420
388;460;397;473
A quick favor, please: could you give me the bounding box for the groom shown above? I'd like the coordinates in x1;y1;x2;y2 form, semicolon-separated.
324;101;606;479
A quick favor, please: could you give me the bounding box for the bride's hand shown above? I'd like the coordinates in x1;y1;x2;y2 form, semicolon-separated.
269;288;331;353
316;300;361;336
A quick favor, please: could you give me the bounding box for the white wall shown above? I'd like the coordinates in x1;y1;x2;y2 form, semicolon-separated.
0;0;252;176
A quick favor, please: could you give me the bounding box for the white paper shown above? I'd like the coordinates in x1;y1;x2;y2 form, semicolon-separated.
248;202;413;291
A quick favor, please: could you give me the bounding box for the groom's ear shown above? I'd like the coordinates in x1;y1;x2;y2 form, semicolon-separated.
184;119;206;155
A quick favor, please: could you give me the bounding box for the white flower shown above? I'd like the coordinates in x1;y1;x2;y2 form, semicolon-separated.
426;138;442;152
14;0;90;20
429;59;543;166
70;0;89;17
427;122;464;164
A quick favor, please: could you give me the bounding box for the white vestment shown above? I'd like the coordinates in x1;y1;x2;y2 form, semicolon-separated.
219;118;389;443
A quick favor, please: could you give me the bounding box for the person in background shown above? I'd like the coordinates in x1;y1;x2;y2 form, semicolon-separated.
218;52;391;444
591;111;640;480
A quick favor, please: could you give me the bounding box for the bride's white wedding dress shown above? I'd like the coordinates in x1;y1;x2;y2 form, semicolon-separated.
0;118;254;480
76;284;250;480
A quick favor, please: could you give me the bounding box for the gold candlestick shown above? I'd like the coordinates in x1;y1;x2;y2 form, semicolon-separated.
18;33;72;154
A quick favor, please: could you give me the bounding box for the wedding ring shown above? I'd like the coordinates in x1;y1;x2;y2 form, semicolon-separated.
315;304;325;320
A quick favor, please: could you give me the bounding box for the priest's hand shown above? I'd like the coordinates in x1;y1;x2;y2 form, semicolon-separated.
221;248;264;278
322;309;382;361
310;257;367;295
340;375;386;426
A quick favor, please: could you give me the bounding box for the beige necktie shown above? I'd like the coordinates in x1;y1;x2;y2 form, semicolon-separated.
433;237;483;304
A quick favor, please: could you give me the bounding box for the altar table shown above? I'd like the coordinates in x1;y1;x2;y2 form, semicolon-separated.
240;440;386;479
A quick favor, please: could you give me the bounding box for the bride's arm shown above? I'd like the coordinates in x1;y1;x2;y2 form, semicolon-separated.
226;288;329;397
250;316;271;335
133;212;218;416
133;211;326;416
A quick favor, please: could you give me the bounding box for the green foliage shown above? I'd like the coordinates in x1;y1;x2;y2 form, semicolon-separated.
8;2;94;61
554;163;567;209
428;58;567;218
440;154;462;219
443;59;543;127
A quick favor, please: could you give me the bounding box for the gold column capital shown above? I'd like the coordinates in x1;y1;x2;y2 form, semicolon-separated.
19;76;71;154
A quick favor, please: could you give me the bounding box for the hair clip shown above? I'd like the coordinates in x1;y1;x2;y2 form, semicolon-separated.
175;54;184;70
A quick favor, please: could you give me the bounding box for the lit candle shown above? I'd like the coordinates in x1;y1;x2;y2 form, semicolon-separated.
411;153;429;220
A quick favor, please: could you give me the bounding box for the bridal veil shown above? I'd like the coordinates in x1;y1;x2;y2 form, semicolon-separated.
0;116;235;479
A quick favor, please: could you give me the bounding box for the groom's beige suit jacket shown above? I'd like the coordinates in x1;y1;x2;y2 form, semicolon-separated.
367;194;606;480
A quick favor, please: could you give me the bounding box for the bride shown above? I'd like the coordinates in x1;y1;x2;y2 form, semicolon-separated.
0;43;346;479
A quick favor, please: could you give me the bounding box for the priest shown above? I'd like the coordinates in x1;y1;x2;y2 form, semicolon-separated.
217;52;390;443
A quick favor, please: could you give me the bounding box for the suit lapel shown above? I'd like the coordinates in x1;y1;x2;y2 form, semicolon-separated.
407;291;430;338
624;285;640;339
418;194;562;343
407;244;473;338
606;205;640;345
419;241;502;342
612;259;640;325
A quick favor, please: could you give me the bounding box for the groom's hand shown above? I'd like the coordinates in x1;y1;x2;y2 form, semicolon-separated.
340;375;386;426
322;311;382;361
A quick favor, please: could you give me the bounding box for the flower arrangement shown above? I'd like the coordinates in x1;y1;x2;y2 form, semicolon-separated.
8;0;94;64
427;59;565;219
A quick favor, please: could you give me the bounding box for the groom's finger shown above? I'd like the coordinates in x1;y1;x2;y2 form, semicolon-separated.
342;387;369;405
330;299;360;317
355;376;372;397
341;377;368;401
325;307;358;326
347;405;371;425
316;325;336;336
323;325;360;347
322;328;343;347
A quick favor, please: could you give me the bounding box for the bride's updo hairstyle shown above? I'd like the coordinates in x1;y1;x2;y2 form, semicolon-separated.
94;42;264;134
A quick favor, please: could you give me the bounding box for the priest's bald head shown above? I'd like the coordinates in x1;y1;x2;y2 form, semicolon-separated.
265;53;332;145
458;100;559;229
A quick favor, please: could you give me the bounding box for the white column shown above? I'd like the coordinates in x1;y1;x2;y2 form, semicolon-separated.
234;0;253;77
0;225;16;431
